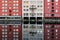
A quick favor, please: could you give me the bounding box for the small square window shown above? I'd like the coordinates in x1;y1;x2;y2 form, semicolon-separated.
52;33;54;35
24;25;28;28
13;4;15;6
56;0;58;2
51;14;54;17
16;13;18;16
2;7;4;9
56;33;58;35
47;0;50;2
47;30;50;32
16;1;18;3
52;7;54;9
56;37;58;39
2;1;4;3
5;4;7;6
48;3;50;5
2;29;4;31
5;1;7;3
13;1;15;3
2;10;4;12
2;4;4;6
56;29;58;32
2;13;5;16
51;36;54;39
56;10;58;12
5;10;7;12
16;4;18;6
56;3;58;5
23;38;28;40
52;3;54;6
52;10;54;12
16;29;18;31
51;30;54;32
52;0;54;2
5;35;7;37
48;37;50;39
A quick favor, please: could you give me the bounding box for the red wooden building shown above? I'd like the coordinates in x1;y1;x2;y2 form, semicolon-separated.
44;0;60;40
0;0;22;40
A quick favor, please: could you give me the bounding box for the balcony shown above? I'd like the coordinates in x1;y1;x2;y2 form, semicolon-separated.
23;17;29;24
30;17;36;24
44;18;60;24
0;16;21;25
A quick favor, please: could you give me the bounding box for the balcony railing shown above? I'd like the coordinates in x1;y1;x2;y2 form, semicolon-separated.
0;16;21;25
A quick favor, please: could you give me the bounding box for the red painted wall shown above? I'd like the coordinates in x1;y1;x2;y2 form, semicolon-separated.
44;24;60;40
0;0;22;40
0;0;22;16
44;0;60;18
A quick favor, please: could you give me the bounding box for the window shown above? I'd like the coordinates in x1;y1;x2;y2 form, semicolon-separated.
2;37;5;40
51;36;54;39
40;26;42;29
37;5;40;7
56;9;58;12
5;10;7;12
16;13;18;16
56;29;58;32
16;10;18;12
2;10;4;12
52;3;54;6
2;4;4;6
16;4;18;6
5;35;7;37
5;29;7;31
52;7;54;9
2;35;4;37
5;1;7;3
13;32;18;34
23;1;29;4
51;25;54;28
2;1;4;3
13;4;15;6
48;37;50;39
48;9;50;12
51;30;54;32
2;32;4;34
48;33;49;35
47;30;50;32
52;10;54;12
24;9;25;11
52;0;54;2
2;29;4;31
23;38;28;40
16;29;18;31
5;4;7;6
56;37;58;39
56;33;58;35
2;13;5;16
24;25;28;28
2;7;4;9
16;1;18;3
13;1;15;3
48;3;50;5
56;3;58;5
52;33;54;35
56;0;58;2
51;14;54;17
47;0;50;2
